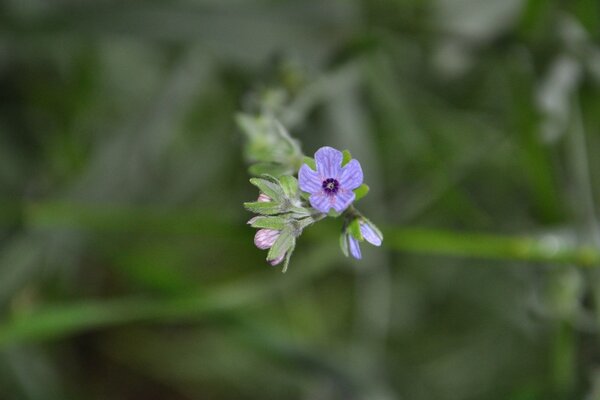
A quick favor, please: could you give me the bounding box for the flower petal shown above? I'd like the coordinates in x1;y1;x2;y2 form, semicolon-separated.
331;190;355;213
309;192;332;213
254;229;280;250
360;222;382;246
269;254;285;266
339;159;363;190
257;193;271;202
348;235;362;259
315;146;343;178
298;164;321;193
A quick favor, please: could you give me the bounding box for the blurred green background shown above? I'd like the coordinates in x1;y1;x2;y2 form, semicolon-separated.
1;0;600;399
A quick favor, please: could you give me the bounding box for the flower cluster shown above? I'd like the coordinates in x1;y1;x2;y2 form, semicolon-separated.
242;117;383;271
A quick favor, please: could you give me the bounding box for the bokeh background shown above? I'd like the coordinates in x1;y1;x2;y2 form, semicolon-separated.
1;0;600;399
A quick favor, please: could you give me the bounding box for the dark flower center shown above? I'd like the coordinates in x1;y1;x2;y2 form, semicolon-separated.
322;178;339;195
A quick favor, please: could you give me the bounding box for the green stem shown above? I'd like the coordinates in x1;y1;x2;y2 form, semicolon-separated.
385;227;600;267
14;201;600;267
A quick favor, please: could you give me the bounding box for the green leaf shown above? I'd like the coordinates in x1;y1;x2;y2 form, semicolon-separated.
290;206;312;217
342;149;352;166
236;114;260;138
279;175;298;199
267;228;295;263
348;219;364;241
302;156;316;170
243;201;282;215
248;162;291;177
249;177;284;201
339;233;349;257
353;184;370;201
248;216;288;230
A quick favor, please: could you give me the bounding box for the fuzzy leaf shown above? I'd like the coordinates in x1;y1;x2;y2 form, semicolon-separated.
342;149;352;166
267;228;295;263
353;184;370;201
249;216;288;230
236;114;262;138
249;177;284;201
248;162;291;177
243;201;282;215
279;175;299;199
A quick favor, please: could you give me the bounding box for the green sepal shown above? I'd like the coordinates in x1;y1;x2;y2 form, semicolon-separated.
279;175;299;199
339;233;349;257
249;216;288;230
281;243;295;273
302;156;316;170
348;218;364;241
342;149;352;166
353;184;370;202
249;177;284;201
243;201;282;215
299;190;311;201
327;209;342;218
267;228;295;264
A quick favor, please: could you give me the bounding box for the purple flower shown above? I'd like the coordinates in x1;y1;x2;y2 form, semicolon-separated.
257;193;271;202
299;146;363;213
347;220;383;260
253;228;287;266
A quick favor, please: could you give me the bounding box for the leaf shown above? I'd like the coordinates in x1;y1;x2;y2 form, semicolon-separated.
353;184;370;201
248;162;292;177
342;149;352;166
279;175;298;199
236;114;265;138
249;177;284;201
339;233;349;257
348;219;364;241
302;156;316;170
243;201;282;215
267;228;295;263
248;216;288;230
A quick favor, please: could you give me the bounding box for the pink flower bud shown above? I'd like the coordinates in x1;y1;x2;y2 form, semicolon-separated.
254;229;280;250
257;193;271;202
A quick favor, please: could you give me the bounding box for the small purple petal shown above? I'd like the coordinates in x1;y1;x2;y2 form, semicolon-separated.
269;254;285;266
339;159;363;190
254;229;280;250
331;190;355;213
299;164;322;193
309;192;332;213
348;235;362;259
257;193;271;202
315;146;343;179
360;222;382;246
